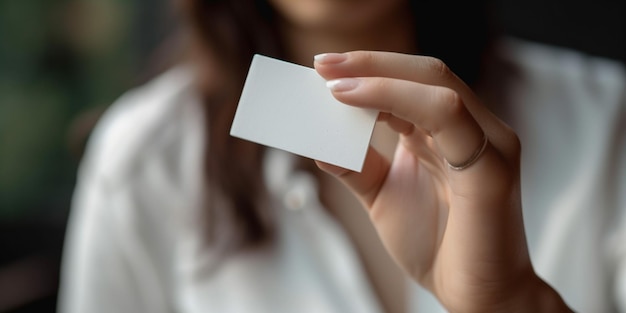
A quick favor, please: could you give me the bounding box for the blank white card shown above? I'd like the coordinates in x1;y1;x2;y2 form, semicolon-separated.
230;54;378;172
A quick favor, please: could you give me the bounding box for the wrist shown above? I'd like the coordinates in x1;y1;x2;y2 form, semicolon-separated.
441;269;573;313
530;277;574;313
507;273;574;313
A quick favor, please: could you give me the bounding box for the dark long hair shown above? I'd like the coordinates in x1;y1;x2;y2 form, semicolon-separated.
178;0;494;253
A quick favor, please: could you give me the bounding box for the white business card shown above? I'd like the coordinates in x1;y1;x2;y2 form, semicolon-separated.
230;54;378;172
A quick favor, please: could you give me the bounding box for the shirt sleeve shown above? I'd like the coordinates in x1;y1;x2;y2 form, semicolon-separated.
56;100;173;313
613;226;626;312
57;162;152;313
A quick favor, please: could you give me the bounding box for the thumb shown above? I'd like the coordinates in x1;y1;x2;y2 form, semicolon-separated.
315;146;390;208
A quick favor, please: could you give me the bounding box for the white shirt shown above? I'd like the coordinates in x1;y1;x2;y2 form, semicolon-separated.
58;37;626;313
495;38;626;312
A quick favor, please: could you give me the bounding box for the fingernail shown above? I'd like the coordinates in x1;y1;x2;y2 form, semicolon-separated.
314;53;347;64
326;78;360;92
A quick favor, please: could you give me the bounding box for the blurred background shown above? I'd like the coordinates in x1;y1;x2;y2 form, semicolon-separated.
0;0;622;312
0;0;178;311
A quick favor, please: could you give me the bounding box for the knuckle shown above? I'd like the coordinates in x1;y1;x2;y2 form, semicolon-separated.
434;87;465;117
508;132;522;156
424;56;453;79
368;77;390;94
501;128;522;165
351;50;376;67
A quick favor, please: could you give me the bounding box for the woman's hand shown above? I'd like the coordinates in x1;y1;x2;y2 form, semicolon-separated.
314;51;571;313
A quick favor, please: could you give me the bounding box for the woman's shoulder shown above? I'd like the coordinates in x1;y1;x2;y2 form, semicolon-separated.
78;65;205;190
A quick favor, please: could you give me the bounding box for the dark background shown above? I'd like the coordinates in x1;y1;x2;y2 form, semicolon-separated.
0;0;176;311
0;0;623;312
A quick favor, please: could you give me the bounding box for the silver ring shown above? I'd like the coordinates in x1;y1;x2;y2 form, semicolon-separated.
447;134;489;170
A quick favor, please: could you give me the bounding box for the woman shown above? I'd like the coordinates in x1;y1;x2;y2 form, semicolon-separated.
58;0;626;312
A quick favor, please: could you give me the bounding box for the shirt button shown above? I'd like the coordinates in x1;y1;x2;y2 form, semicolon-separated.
283;185;308;211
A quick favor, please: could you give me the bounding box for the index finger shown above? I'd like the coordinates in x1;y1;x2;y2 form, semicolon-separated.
314;51;519;163
314;51;473;98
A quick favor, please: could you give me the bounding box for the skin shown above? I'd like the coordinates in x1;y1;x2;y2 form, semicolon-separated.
268;1;415;313
267;0;574;311
313;51;574;312
268;0;409;33
269;0;415;66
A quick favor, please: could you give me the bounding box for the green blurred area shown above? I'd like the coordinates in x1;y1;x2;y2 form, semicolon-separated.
0;0;175;221
0;0;176;310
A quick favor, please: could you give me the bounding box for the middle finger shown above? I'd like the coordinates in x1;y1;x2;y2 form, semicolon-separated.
327;77;484;168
